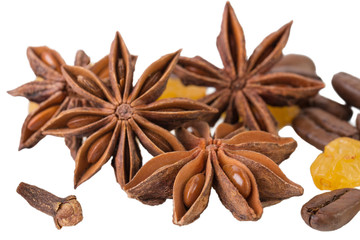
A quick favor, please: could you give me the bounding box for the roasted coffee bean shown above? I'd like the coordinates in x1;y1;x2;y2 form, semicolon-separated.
301;188;360;231
292;107;359;150
304;95;352;121
303;108;358;137
183;173;205;208
269;54;321;80
332;72;360;109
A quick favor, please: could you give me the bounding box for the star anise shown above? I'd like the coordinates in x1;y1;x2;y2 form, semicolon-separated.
124;121;303;225
174;2;324;133
7;46;109;158
43;32;217;188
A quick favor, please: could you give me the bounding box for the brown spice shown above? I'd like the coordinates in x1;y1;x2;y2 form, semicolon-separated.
16;182;83;229
43;32;217;189
124;121;303;225
7;46;110;159
174;2;324;133
292;107;359;150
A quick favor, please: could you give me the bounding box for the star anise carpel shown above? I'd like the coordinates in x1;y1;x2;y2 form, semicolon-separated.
174;2;324;133
43;32;217;189
124;121;303;225
7;46;109;157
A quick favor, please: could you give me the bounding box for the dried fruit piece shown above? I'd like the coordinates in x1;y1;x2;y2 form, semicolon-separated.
267;105;300;129
158;75;207;100
311;137;360;190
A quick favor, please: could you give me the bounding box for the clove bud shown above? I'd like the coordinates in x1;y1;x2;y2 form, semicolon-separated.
16;182;83;229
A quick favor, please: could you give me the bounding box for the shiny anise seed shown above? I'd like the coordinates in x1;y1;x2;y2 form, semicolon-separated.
77;76;106;99
67;115;102;129
40;51;61;72
223;164;251;199
183;173;205;208
27;105;60;131
87;132;112;164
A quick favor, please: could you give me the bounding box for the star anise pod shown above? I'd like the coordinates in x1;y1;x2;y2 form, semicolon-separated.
124;121;303;225
43;32;217;188
7;46;109;158
174;2;324;133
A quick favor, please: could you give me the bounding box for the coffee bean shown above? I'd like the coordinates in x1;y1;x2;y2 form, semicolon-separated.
304;95;352;121
292;107;359;150
356;114;360;133
332;72;360;109
301;188;360;231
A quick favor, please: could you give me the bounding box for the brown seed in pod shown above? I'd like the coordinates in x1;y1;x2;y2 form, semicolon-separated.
18;92;66;150
173;149;214;225
7;46;111;159
183;173;206;208
124;121;303;225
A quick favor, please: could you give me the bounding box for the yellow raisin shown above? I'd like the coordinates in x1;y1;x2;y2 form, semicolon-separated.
311;137;360;190
267;105;300;129
158;76;206;100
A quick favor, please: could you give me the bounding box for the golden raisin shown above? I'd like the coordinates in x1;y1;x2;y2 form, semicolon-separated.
267;105;300;129
311;137;360;190
158;76;206;100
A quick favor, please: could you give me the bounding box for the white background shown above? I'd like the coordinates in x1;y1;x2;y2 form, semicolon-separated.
1;0;359;239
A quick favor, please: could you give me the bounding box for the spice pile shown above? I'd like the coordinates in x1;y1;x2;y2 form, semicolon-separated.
8;1;360;231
